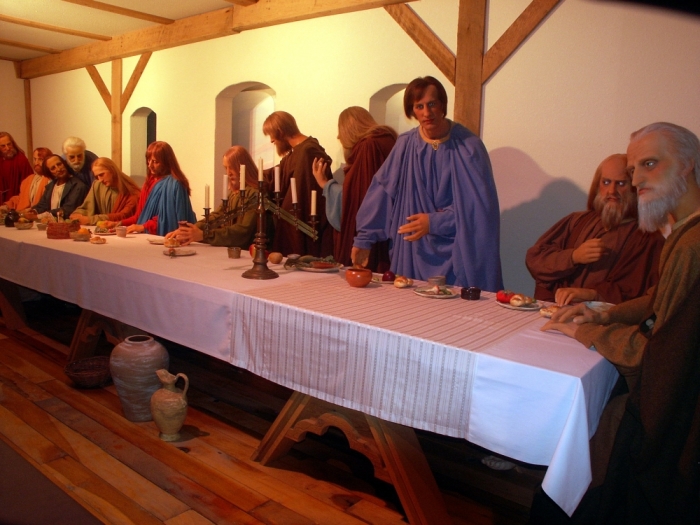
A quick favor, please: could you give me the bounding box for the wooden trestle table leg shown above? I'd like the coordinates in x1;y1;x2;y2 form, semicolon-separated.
252;390;453;525
68;309;148;363
0;278;28;331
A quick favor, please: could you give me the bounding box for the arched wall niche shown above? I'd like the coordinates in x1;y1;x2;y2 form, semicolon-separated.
370;83;415;135
216;82;275;200
130;107;156;186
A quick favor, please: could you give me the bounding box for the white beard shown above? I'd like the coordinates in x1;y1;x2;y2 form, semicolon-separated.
637;174;687;232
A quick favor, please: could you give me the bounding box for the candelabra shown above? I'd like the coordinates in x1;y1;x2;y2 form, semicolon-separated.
202;181;318;280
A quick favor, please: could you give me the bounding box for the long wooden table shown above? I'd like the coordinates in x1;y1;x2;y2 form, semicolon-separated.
0;226;619;519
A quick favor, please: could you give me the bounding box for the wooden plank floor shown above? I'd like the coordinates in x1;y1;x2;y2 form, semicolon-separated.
0;300;540;525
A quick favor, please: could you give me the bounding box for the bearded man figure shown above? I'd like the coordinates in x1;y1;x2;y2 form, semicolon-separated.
534;123;700;524
526;153;664;305
0;132;33;200
62;136;98;189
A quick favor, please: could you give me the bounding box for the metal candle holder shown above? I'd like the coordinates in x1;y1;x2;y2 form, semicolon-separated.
200;181;318;280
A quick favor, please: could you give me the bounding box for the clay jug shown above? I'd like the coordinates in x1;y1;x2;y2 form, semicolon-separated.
5;209;19;227
150;369;188;442
110;335;169;422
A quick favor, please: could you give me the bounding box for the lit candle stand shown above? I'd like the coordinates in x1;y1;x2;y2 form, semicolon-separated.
199;176;319;280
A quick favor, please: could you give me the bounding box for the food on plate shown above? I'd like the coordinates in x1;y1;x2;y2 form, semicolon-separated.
310;260;338;269
423;285;454;296
77;227;91;235
16;217;30;224
90;236;106;244
382;270;396;282
268;252;283;264
510;294;535;307
394;276;413;288
164;237;181;248
496;290;515;304
94;226;115;234
539;305;560;318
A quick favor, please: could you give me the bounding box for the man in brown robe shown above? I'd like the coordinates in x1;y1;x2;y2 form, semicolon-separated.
0;132;33;201
536;122;700;524
526;153;664;305
263;111;334;257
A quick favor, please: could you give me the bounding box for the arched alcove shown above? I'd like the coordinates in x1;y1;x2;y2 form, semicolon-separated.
130;107;156;186
215;82;275;200
369;84;415;134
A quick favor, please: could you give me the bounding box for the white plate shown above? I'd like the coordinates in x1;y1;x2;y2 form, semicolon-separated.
413;286;459;299
147;237;165;245
163;248;196;257
496;301;541;311
297;263;343;273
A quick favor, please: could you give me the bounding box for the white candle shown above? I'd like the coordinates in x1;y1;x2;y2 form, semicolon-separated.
290;177;298;204
238;165;244;192
274;166;280;193
311;190;317;216
258;158;264;182
205;184;210;208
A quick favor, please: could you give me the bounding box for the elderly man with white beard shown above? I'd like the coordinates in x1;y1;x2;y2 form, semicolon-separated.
62;136;98;189
532;123;700;525
526;153;664;305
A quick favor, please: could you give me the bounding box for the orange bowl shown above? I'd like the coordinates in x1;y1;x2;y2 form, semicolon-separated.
345;267;372;288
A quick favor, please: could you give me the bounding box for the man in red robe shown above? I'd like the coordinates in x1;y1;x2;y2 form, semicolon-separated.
0;132;33;201
526;153;664;305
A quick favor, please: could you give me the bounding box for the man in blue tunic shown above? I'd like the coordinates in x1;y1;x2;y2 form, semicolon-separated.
351;76;503;291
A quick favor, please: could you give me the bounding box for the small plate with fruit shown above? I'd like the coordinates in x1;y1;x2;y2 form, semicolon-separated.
495;290;540;311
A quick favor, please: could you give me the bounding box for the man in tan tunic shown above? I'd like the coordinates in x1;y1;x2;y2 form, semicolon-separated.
536;122;700;523
526;154;664;305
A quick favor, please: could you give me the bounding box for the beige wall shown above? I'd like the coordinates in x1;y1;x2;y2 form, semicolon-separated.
1;0;699;292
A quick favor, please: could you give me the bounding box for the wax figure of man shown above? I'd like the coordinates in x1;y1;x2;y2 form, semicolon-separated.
27;155;88;219
312;106;396;271
526;154;664;305
534;123;700;524
69;157;140;225
1;147;53;211
62;136;98;189
263;111;334;257
351;76;503;291
0;132;33;201
166;146;259;248
108;141;195;236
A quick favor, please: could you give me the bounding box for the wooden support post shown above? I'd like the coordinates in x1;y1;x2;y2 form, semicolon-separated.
454;0;486;136
111;59;123;168
23;79;33;154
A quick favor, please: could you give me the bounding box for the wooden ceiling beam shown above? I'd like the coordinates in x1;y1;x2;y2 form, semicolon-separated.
0;38;61;55
223;0;259;7
454;0;486;135
384;4;455;84
62;0;174;25
482;0;561;83
0;14;111;41
19;0;411;80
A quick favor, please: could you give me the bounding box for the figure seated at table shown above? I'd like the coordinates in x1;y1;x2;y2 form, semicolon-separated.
165;146;260;247
69;157;140;226
23;154;88;220
1;147;53;212
104;141;196;236
526;153;664;306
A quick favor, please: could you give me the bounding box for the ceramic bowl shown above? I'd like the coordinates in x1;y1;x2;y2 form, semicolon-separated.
345;267;373;288
14;221;34;230
36;222;48;231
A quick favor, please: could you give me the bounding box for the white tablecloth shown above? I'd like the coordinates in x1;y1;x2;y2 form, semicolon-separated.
0;227;618;515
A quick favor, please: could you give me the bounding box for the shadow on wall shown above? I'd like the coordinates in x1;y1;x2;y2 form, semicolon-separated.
491;147;587;294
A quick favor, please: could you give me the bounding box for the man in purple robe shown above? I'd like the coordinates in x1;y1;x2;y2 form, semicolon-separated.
0;132;33;201
352;77;503;291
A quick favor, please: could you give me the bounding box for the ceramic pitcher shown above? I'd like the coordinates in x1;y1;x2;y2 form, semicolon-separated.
150;369;188;442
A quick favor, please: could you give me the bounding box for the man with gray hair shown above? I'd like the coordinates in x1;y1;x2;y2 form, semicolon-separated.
534;122;700;523
62;136;98;188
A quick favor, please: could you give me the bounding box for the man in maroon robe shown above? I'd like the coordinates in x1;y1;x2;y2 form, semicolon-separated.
0;132;33;201
263;111;334;257
526;154;664;305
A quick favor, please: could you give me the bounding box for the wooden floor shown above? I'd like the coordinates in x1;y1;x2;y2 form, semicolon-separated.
0;299;542;525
